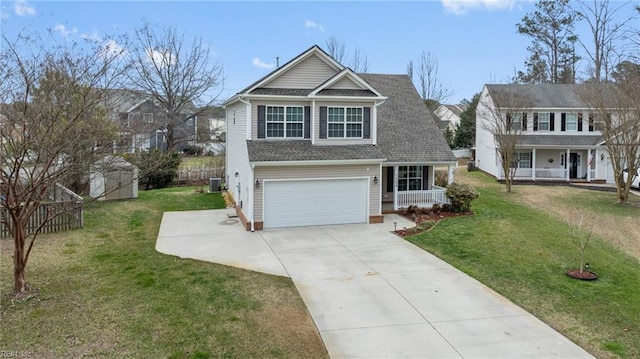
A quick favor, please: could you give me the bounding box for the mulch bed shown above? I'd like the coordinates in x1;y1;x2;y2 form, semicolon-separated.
566;269;598;281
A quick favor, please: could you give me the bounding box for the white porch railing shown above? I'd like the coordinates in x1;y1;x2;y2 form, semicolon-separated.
397;187;450;208
535;168;567;179
513;168;533;178
590;169;596;179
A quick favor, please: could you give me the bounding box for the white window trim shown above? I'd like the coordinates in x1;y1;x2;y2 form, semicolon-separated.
537;112;550;131
397;165;423;191
327;106;364;139
511;113;523;131
566;112;578;131
266;105;304;139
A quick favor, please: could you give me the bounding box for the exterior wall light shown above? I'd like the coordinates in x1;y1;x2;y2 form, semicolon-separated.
255;179;260;188
373;176;379;184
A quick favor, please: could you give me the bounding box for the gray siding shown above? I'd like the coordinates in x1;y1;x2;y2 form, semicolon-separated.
330;77;362;90
253;164;381;221
266;54;337;89
226;102;252;217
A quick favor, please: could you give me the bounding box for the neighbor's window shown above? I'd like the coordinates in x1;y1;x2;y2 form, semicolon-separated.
398;166;423;191
328;107;363;138
266;106;303;138
510;113;523;131
143;112;154;123
537;112;550;131
566;113;578;131
516;152;531;168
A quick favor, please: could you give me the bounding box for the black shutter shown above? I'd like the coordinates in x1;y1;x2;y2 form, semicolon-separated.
588;113;594;132
529;152;533;168
533;113;538;131
422;166;429;190
304;106;311;139
386;167;393;193
506;113;512;131
257;105;266;139
363;107;371;139
522;113;528;131
319;106;327;139
550;113;555;131
578;113;583;132
561;113;566;131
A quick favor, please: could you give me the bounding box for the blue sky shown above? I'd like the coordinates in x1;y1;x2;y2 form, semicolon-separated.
2;1;638;104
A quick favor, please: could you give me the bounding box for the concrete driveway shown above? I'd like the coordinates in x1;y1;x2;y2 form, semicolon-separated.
156;209;593;359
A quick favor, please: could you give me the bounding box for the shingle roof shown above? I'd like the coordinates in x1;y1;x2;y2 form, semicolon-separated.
485;83;619;109
518;135;603;147
247;140;384;162
360;74;456;163
316;89;377;97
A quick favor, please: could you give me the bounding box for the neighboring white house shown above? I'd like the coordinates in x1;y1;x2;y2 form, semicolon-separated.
434;103;468;132
223;45;457;231
475;84;615;183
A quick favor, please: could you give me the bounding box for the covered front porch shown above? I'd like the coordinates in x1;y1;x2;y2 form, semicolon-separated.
498;147;608;182
382;163;455;211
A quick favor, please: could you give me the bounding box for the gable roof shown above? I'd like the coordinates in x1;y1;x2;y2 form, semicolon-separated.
361;74;456;163
484;83;620;109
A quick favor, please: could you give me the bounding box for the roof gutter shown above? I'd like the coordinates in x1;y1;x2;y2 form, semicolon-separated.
251;159;386;167
237;96;252;140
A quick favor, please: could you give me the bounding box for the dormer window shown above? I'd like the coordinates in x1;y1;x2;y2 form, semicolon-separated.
328;107;363;138
266;106;304;138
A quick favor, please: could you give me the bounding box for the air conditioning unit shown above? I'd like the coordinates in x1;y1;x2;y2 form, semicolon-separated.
209;177;221;193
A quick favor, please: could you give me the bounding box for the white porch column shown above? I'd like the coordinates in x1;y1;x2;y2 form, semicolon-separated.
393;166;399;211
532;148;537;181
566;148;571;181
447;164;454;185
587;149;592;182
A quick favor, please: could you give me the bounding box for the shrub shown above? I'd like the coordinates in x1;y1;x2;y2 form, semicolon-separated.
434;169;448;187
406;220;436;235
445;182;479;213
133;150;182;189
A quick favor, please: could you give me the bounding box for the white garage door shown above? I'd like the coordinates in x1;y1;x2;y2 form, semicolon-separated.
263;178;368;229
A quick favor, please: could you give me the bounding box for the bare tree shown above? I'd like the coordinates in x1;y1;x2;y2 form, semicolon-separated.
414;50;454;110
406;60;414;83
351;48;369;73
568;208;594;275
324;36;346;63
478;88;532;192
128;23;223;151
572;0;637;82
579;80;640;203
0;32;125;294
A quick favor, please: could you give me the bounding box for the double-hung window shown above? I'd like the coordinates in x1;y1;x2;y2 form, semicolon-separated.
398;166;423;191
328;107;363;138
515;152;531;168
266;106;304;138
537;112;550;131
565;113;578;131
511;113;523;131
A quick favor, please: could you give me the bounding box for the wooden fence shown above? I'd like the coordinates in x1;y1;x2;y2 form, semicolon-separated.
1;184;84;238
176;167;225;184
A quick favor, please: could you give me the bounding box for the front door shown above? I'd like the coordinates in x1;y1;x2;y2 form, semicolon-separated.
569;153;579;179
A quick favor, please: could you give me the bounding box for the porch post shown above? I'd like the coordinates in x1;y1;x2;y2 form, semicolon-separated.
587;149;592;182
393;166;399;211
566;148;570;181
594;149;599;180
532;148;537;181
447;164;454;185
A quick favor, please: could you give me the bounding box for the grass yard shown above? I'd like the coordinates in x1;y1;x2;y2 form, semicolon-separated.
180;155;224;170
0;187;327;359
408;169;640;359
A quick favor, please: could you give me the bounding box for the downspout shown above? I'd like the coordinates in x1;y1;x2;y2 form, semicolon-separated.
238;96;252;140
373;99;386;146
311;99;316;145
249;163;255;232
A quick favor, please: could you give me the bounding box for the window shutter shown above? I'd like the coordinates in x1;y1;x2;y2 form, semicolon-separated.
522;113;528;131
578;113;583;131
422;166;429;190
529;152;533;168
506;113;512;131
304;106;311;139
363;107;371;139
319;106;327;139
257;105;266;139
588;113;594;132
550;113;555;131
533;113;538;131
386;167;393;193
561;113;566;131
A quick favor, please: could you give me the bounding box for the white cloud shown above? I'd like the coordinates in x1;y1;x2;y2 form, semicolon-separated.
101;39;126;58
305;19;325;32
146;48;176;67
53;23;77;38
253;57;275;69
442;0;515;15
82;31;102;42
14;0;35;16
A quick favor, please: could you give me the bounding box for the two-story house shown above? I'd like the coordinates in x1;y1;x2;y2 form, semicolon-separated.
475;84;614;183
434;103;468;132
224;45;456;231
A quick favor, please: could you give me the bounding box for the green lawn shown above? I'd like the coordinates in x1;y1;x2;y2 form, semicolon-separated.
408;172;640;359
0;187;327;359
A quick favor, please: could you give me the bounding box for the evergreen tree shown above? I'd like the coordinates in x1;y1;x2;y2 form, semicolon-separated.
453;93;480;149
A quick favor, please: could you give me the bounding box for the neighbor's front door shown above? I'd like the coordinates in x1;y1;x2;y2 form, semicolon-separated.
569;153;579;179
